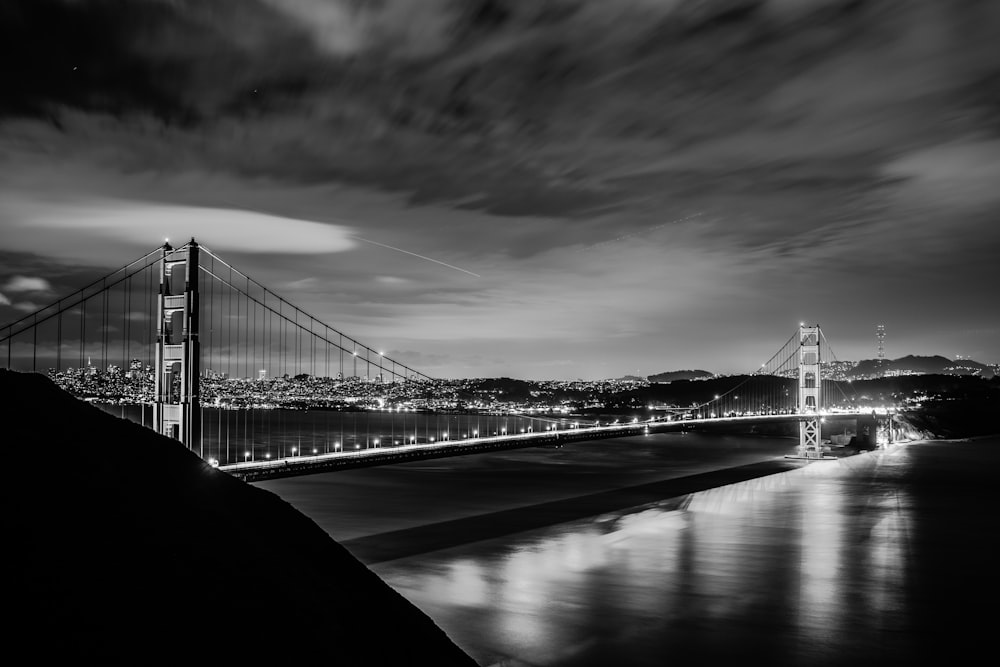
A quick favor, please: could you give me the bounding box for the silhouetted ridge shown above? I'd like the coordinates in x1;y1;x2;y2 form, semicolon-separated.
647;369;714;383
1;370;475;665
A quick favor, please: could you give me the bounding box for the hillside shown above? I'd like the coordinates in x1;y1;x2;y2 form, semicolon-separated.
850;355;990;377
1;370;476;665
647;370;714;383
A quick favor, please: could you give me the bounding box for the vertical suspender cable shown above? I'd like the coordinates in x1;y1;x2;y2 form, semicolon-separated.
80;299;86;373
199;269;205;459
102;288;109;373
56;309;63;374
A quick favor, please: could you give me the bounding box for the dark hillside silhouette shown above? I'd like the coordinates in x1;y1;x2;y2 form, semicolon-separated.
1;370;475;665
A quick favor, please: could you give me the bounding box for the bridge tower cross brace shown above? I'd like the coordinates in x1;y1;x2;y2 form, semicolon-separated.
153;240;201;449
797;324;823;458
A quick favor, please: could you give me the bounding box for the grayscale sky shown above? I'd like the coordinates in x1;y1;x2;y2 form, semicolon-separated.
1;0;998;379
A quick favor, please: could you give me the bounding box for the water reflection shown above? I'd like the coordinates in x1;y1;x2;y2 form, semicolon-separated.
375;448;916;666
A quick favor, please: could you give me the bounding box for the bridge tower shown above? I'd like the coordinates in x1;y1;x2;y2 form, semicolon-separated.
796;324;825;459
153;240;201;448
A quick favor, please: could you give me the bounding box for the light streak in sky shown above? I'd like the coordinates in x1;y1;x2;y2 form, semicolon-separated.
211;198;481;278
579;212;704;252
352;236;481;278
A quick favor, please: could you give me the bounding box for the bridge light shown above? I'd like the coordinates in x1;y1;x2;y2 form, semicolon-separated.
312;448;318;454
373;439;380;446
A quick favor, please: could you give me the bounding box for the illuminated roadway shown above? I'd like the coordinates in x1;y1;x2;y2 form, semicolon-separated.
219;409;891;482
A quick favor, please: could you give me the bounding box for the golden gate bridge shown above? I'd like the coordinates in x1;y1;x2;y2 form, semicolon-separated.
1;239;896;481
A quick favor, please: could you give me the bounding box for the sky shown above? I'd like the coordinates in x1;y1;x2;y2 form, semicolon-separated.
1;0;998;379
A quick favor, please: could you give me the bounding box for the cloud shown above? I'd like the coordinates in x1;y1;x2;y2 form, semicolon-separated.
375;276;412;285
262;0;457;58
883;140;1000;211
0;292;10;306
283;277;320;291
3;276;52;293
0;197;357;262
12;301;41;313
2;0;999;376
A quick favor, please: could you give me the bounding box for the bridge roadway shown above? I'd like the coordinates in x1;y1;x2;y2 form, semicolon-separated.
220;410;879;482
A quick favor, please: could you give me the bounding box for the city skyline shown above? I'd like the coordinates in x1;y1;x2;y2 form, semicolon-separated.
2;1;999;379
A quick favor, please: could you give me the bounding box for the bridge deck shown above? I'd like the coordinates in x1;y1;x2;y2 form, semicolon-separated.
221;411;876;482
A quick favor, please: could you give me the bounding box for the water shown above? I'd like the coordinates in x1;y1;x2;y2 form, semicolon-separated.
259;434;1000;666
101;404;563;464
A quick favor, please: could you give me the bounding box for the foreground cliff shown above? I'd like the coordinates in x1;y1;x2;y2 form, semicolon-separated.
1;370;476;665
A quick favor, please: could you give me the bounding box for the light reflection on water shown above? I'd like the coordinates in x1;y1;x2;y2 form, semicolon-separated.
374;449;914;666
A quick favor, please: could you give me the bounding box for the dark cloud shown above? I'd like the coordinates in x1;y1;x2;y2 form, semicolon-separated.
0;0;315;118
2;0;999;376
6;0;999;221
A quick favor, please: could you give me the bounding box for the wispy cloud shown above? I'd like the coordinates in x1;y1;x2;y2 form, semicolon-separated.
0;196;357;263
3;276;51;293
12;301;41;313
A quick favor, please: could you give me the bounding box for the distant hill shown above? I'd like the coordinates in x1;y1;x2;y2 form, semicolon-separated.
850;355;990;378
1;370;475;665
647;369;714;383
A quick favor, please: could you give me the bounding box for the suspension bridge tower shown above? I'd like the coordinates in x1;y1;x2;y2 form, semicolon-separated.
153;240;201;447
796;324;826;459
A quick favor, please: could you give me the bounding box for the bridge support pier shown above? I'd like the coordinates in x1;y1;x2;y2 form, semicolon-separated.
798;417;823;458
153;240;200;450
791;324;833;460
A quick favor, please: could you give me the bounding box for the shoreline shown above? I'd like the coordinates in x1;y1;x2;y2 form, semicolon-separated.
340;457;807;564
342;438;982;564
